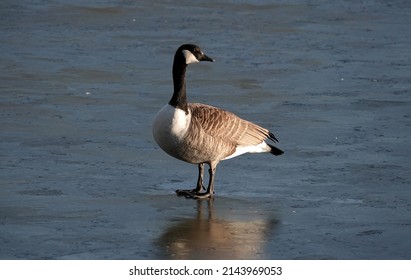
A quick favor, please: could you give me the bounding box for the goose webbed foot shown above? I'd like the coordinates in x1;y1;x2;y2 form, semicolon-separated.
175;188;198;196
175;163;216;199
175;189;214;199
190;192;214;199
176;182;205;197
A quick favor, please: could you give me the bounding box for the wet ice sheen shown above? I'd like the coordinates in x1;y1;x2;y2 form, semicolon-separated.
1;0;410;259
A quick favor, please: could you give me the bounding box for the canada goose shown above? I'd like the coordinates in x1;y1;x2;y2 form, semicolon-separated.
153;44;283;199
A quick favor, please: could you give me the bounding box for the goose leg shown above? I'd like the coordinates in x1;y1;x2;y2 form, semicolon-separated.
196;163;206;192
176;163;205;196
192;164;217;199
189;162;217;199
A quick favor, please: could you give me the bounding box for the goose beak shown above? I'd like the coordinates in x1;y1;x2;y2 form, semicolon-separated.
200;54;214;62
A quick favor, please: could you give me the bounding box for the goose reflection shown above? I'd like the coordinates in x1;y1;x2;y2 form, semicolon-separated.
156;198;280;259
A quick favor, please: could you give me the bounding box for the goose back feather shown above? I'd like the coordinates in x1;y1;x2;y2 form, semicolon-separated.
188;103;277;160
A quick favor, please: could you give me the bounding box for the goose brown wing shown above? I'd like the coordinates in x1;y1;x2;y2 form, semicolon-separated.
189;103;273;146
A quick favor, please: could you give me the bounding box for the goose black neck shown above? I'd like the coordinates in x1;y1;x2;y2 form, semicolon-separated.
169;53;188;113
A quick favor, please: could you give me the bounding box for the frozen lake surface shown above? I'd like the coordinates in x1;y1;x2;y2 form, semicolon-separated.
1;0;411;259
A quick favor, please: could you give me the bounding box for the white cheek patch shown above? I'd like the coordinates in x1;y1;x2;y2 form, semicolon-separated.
182;49;199;64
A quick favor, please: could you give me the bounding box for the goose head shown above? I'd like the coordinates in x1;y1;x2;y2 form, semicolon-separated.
177;44;214;65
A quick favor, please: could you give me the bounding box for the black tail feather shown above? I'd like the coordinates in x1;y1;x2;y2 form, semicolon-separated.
268;132;279;143
268;143;284;156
